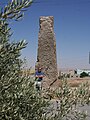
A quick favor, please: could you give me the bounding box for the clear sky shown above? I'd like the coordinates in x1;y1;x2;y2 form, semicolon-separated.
1;0;90;70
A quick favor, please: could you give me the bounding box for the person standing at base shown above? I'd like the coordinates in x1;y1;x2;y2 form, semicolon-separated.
34;67;44;91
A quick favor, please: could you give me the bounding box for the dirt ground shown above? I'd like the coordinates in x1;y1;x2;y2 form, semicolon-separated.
51;77;90;88
67;77;90;87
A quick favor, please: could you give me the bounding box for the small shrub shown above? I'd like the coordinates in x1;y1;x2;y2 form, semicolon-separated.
80;72;89;78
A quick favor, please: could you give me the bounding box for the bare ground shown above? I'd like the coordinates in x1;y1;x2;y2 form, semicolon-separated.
51;77;90;88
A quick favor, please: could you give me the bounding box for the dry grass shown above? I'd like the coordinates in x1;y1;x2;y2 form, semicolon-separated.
68;78;90;87
50;77;90;88
45;77;90;99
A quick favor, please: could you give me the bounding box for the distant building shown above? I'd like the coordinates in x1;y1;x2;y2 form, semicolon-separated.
76;69;90;76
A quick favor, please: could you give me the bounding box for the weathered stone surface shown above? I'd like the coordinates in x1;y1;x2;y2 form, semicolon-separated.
36;16;58;87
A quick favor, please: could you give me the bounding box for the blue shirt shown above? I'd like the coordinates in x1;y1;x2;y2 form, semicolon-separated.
35;71;44;81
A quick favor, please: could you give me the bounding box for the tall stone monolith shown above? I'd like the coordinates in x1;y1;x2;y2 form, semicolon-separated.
36;16;58;87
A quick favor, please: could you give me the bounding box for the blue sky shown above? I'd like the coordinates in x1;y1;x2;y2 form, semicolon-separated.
1;0;90;69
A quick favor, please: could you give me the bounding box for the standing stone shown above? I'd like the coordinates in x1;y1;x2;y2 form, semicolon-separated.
37;16;58;87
